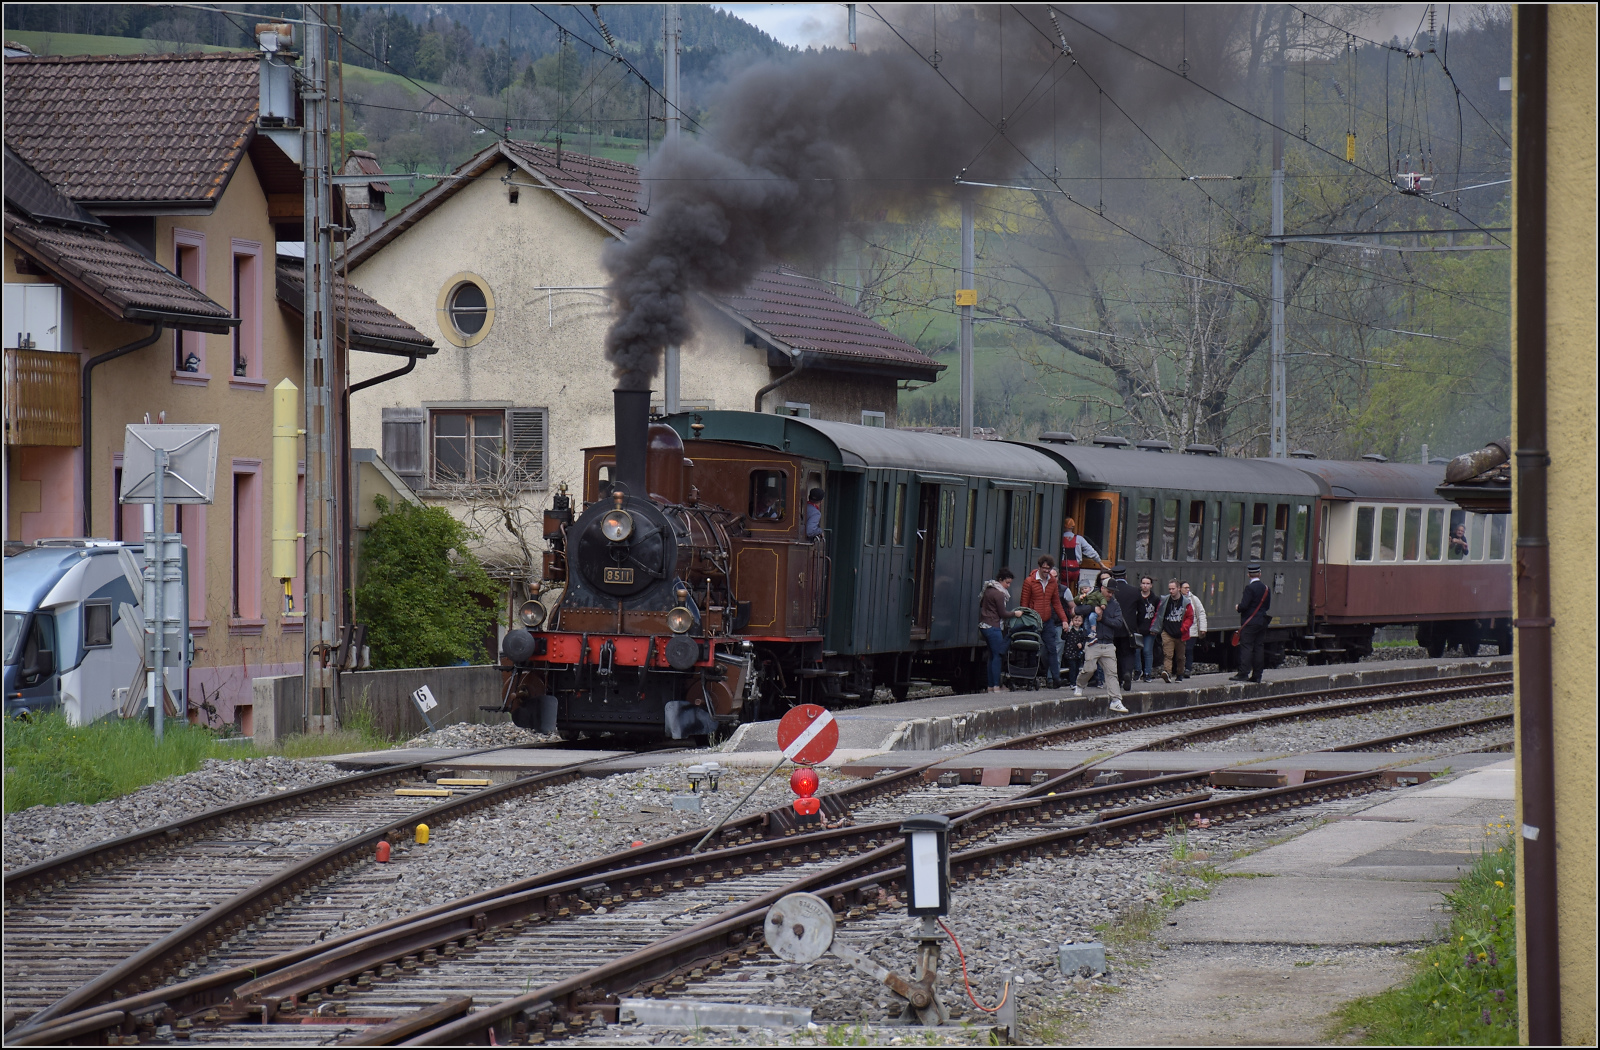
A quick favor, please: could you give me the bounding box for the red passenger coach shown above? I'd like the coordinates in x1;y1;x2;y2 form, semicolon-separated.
1294;458;1512;658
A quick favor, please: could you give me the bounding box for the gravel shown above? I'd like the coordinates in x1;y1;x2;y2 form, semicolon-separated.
1191;692;1513;753
2;757;346;872
401;722;559;749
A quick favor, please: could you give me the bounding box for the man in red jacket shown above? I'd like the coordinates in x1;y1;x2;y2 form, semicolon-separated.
1020;556;1070;687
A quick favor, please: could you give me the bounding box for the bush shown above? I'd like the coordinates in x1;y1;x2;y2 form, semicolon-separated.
356;496;501;669
1336;833;1519;1044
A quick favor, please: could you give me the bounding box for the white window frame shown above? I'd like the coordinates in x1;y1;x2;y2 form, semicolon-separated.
861;410;886;428
776;401;810;418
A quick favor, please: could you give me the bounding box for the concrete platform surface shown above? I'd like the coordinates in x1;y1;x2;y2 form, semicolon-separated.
1167;759;1513;945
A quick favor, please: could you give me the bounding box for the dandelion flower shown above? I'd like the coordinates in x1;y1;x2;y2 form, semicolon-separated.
1495;880;1505;888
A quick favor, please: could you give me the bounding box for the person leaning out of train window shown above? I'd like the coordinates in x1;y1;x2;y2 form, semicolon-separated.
1060;518;1101;593
1154;579;1196;683
804;488;825;540
1181;581;1207;679
1232;563;1272;684
979;569;1025;693
1133;576;1160;684
1021;556;1069;689
1448;522;1470;560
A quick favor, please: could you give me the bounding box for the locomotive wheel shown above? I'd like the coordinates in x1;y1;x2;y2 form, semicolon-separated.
1425;637;1447;659
890;682;910;703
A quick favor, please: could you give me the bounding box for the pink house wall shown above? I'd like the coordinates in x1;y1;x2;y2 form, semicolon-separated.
14;446;81;542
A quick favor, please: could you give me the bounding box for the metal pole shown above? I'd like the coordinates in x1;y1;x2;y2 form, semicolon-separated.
662;4;682;411
849;4;857;50
1270;60;1287;459
149;448;166;743
302;4;339;733
959;196;975;440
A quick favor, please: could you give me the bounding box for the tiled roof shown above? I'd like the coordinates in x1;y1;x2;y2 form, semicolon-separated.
275;260;436;358
4;208;235;330
352;140;940;377
3;144;107;230
3;52;259;205
501;140;647;232
346;149;392;194
718;269;942;376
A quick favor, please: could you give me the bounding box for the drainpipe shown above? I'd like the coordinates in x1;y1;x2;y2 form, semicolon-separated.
341;355;419;627
1512;7;1559;1043
753;351;809;413
81;323;164;537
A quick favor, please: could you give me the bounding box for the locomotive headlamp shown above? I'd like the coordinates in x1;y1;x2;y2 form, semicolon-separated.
600;509;634;542
518;599;546;628
900;814;952;917
666;606;695;634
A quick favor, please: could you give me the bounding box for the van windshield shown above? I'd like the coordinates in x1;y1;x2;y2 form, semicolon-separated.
3;612;25;665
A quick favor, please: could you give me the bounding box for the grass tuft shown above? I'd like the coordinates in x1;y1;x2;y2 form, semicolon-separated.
1332;832;1519;1044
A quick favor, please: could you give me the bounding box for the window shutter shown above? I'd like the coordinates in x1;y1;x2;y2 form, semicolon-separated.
382;407;425;490
509;407;547;490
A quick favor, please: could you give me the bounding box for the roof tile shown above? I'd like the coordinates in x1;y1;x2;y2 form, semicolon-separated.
275;259;435;357
3;52;259;204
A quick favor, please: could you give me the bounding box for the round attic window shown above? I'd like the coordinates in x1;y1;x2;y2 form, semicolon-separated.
435;272;496;348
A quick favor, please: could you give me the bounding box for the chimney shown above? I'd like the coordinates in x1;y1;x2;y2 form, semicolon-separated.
613;389;650;500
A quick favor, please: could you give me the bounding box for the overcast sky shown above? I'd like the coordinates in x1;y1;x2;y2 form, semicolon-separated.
712;4;1441;52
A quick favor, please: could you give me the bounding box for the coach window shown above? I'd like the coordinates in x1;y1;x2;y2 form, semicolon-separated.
864;481;877;544
1272;504;1290;560
892;483;907;545
1468;512;1487;561
1032;495;1045;549
1249;503;1268;561
1319;503;1332;561
1186;501;1205;561
1160;499;1179;561
1354;506;1375;561
1292;504;1310;560
1446;508;1469;560
1378;506;1399;561
1425;507;1445;560
878;482;892;545
1402;507;1423;561
1134;498;1153;560
965;489;978;548
1207;502;1221;560
1488;514;1507;561
749;470;788;521
939;489;956;547
1225;502;1243;561
1011;493;1030;551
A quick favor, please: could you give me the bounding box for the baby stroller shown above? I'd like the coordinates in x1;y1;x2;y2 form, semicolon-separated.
1004;607;1045;690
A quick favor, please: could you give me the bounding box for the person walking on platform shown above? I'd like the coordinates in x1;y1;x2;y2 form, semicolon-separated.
1233;564;1272;683
1109;569;1141;692
1079;577;1128;712
979;569;1024;693
1132;576;1160;683
1062;612;1087;697
1021;556;1069;688
1060;518;1100;594
1181;581;1206;678
1155;579;1194;682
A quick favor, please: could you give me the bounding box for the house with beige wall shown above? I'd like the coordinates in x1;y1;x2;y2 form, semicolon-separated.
344;140;941;582
3;51;432;730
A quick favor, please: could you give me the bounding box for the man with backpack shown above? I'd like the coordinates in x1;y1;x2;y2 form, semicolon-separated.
1079;577;1129;712
1233;563;1272;683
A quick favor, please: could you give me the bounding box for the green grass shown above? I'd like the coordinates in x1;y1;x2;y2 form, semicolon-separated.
3;711;394;813
1332;836;1519;1044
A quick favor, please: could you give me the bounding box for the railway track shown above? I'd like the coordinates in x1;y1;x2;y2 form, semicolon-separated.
5;669;1511;1046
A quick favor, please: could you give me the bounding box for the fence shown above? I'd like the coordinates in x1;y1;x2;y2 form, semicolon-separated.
252;665;509;745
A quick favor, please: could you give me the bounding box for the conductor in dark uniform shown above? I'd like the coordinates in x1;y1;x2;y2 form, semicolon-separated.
1233;563;1271;683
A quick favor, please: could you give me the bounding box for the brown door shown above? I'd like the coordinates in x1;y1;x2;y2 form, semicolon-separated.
1072;491;1120;571
910;485;939;639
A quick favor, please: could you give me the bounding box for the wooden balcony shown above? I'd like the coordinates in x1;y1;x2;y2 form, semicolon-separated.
4;348;81;446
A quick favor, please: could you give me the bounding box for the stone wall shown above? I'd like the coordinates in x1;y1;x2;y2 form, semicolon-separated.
252;664;509;744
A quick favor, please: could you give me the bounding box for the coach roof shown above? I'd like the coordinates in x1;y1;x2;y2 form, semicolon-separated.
1281;459;1449;501
1012;441;1322;496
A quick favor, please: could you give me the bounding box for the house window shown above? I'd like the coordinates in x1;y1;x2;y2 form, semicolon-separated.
173;233;204;373
230;242;261;380
749;470;788;521
861;410;886;428
506;408;548;489
448;282;488;335
435;272;496;347
431;410;503;485
777;402;810;418
176;504;207;626
231;467;261;619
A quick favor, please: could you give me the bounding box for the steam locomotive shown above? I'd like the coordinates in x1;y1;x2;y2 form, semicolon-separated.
497;390;1510;742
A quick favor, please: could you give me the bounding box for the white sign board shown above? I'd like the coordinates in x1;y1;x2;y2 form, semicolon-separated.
411;684;439;713
119;424;220;504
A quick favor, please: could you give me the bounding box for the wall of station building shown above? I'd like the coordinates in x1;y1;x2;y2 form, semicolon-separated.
1514;6;1596;1043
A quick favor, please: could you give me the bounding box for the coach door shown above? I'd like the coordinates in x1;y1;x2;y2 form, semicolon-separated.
909;482;943;640
1071;491;1120;572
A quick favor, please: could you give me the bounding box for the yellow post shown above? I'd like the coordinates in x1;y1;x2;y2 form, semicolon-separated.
415;823;430;845
272;378;302;610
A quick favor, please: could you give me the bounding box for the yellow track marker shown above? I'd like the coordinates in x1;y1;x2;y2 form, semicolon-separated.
395;788;452;797
435;778;491;787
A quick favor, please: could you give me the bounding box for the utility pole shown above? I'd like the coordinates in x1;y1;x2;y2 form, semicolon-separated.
663;3;682;413
301;4;340;731
1269;59;1287;459
848;4;857;50
958;196;975;439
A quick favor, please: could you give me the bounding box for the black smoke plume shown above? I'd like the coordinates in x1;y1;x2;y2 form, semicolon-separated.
602;5;1246;389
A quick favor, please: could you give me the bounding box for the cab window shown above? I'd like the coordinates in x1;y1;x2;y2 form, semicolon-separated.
749;470;788;522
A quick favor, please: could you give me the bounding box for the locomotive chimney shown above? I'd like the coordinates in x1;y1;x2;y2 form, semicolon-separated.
612;388;650;499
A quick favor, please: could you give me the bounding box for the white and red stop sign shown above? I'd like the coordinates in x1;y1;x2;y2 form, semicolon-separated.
776;704;839;765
